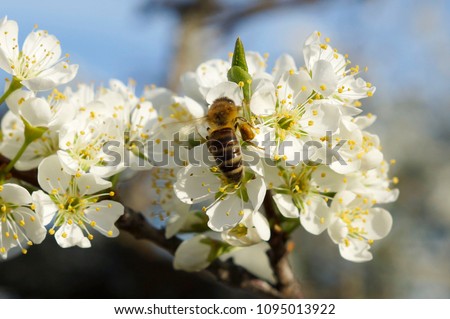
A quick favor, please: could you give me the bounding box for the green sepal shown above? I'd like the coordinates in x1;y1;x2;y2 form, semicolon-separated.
227;37;252;103
200;237;234;263
230;37;248;72
22;117;47;144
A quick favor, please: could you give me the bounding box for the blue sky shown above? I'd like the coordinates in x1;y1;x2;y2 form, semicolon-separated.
1;0;450;105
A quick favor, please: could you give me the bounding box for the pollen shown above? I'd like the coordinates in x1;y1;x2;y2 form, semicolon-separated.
109;191;115;197
49;229;55;235
301;85;307;92
88;234;94;240
392;177;399;184
21;249;28;255
107;230;113;237
19;220;25;227
319;84;327;91
238;81;244;87
308;120;314;126
62;232;67;238
239;210;244;216
367;91;373;97
90;221;96;227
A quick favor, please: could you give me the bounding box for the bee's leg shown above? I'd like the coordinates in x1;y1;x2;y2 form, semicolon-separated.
244;140;265;150
236;116;256;128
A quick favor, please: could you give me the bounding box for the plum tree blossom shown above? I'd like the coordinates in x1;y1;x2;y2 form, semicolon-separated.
0;16;399;298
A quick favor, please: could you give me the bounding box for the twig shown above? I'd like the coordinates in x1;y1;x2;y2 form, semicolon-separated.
0;155;298;298
116;207;283;298
263;190;304;298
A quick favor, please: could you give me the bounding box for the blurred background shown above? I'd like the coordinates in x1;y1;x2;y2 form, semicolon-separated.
1;0;449;298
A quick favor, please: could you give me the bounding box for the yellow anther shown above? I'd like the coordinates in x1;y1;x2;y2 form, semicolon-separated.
368;239;374;245
0;247;6;254
344;238;350;247
343;178;348;184
13;234;18;240
338;197;343;204
62;232;67;238
367;91;373;97
320;217;325;224
366;82;372;88
321;172;326;178
88;234;94;240
319;84;327;91
51;189;58;195
202;206;207;213
301;85;307;92
30;204;36;211
392;177;399;184
390;159;396;165
19;220;25;227
238;81;244;87
27;241;33;246
107;230;113;237
109;191;115;197
21;249;28;255
5;232;9;238
90;221;96;227
67;219;73;225
1;205;6;212
312;110;318;116
107;203;112;208
308;120;314;126
49;229;55;235
95;207;100;212
289;69;295;75
320;44;328;50
325;37;330;43
239;210;244;216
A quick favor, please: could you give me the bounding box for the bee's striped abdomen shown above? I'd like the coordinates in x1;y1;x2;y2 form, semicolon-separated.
207;127;243;183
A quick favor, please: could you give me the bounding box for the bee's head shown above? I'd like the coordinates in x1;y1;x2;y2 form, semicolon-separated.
207;97;238;127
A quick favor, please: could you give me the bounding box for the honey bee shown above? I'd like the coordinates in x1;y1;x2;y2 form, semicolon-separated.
205;97;256;184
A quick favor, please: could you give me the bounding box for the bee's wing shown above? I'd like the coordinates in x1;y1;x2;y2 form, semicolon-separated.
156;116;209;147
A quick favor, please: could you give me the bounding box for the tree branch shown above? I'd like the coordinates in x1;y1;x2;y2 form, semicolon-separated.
116;207;283;298
263;190;304;298
0;155;300;298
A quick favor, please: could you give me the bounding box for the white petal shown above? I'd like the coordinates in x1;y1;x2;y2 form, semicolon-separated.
339;239;373;262
0;183;31;205
0;18;19;72
5;89;35;116
272;54;297;83
207;194;243;231
37;155;70;194
327;219;348;244
205;81;243;106
273;193;299;218
174;234;211;271
22;63;78;91
22;31;61;68
20;97;52;127
84;200;124;237
31;190;57;225
174;165;219;204
312;60;338;97
247;176;266;212
300;197;331;235
77;174;112;195
56;150;79;175
330;190;356;211
251;211;271;241
55;223;91;248
358;207;393;240
195;59;230;90
13;207;46;244
250;80;276;115
246;51;267;76
361;148;383;171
